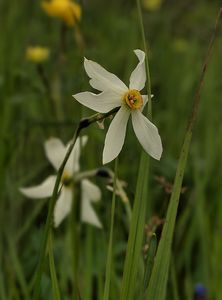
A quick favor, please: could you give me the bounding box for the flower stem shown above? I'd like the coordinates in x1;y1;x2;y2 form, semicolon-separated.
136;0;152;118
36;64;58;120
70;189;80;299
103;158;118;300
48;230;61;300
32;107;120;299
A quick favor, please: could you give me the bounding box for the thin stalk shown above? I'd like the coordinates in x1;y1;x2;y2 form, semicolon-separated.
136;0;152;117
16;200;46;243
48;230;61;300
74;24;85;53
103;158;118;300
171;259;180;300
32;107;119;299
84;227;93;300
70;188;80;299
7;236;30;300
36;64;60;121
120;153;149;300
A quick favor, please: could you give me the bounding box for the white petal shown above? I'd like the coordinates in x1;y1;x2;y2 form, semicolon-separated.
65;136;88;174
131;110;162;160
141;94;154;111
54;188;72;227
141;95;148;111
103;106;130;164
20;175;56;199
129;49;146;91
81;179;101;202
44;138;66;171
81;179;102;228
84;58;128;93
73;91;121;113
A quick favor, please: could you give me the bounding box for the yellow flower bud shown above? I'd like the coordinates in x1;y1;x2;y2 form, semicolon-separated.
26;46;50;63
41;0;81;27
143;0;163;11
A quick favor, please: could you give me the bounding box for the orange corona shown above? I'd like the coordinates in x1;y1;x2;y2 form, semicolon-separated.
124;89;143;110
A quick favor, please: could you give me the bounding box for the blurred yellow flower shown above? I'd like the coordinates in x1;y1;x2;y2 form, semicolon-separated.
41;0;81;27
143;0;163;11
26;46;50;63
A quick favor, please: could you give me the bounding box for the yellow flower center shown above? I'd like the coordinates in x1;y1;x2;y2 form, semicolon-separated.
124;89;143;110
61;171;72;187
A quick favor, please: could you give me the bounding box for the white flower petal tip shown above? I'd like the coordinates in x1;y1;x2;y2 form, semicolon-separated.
65;135;88;174
83;56;127;93
102;107;130;164
44;138;66;170
81;180;103;228
129;49;146;91
19;175;56;199
132;110;163;161
134;49;145;55
73;91;120;113
150;135;163;161
53;188;72;227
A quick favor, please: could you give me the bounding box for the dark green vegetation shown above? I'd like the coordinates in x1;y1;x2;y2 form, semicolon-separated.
0;0;222;299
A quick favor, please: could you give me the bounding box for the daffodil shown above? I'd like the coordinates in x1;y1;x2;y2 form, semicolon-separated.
26;46;50;63
20;136;102;228
73;50;163;164
41;0;81;27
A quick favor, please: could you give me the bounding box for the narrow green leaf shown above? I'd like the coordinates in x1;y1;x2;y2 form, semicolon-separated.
48;231;61;300
145;131;192;300
120;152;149;300
143;233;157;291
7;236;30;300
103;158;118;300
171;259;180;300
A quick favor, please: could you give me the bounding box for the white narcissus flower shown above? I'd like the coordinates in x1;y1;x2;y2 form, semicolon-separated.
73;49;163;164
20;136;102;228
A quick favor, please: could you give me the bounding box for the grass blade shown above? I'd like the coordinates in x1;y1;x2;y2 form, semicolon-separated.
48;231;61;300
120;152;149;300
143;233;157;291
145;8;222;300
103;158;118;300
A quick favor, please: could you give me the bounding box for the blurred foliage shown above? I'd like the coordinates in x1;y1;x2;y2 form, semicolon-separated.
0;0;222;299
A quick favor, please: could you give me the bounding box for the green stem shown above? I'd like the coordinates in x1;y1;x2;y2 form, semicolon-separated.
136;0;152;117
103;158;118;300
32;107;119;299
36;64;59;121
48;230;61;300
7;236;30;300
70;188;80;299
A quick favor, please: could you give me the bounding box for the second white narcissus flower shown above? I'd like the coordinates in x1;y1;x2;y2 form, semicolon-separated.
73;49;163;164
20;136;102;228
